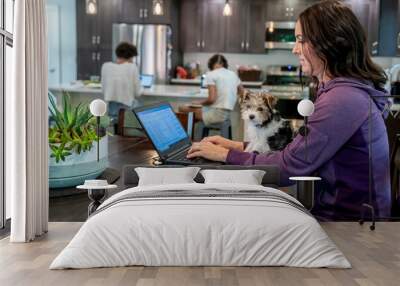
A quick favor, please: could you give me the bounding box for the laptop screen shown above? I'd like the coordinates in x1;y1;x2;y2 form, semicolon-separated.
140;74;154;88
135;104;188;153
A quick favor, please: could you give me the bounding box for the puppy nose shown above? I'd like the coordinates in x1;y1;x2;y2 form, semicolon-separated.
249;115;255;120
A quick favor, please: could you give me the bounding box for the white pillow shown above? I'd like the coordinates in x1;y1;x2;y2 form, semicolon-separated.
135;167;201;186
200;169;266;185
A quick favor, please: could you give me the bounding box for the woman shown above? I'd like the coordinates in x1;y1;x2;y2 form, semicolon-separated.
101;42;141;124
187;1;391;220
179;54;242;126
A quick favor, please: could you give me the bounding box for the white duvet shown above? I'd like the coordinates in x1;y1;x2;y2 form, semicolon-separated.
50;183;351;269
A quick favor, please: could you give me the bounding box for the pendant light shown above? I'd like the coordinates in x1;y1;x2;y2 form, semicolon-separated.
223;0;232;16
153;0;164;16
86;0;97;15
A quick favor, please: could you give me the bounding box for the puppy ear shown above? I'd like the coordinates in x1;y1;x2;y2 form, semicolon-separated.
238;89;250;105
262;93;278;109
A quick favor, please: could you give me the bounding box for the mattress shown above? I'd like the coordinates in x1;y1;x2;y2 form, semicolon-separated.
50;183;351;269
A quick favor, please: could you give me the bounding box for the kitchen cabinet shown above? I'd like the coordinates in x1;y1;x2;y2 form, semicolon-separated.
201;1;225;52
266;0;317;21
345;0;380;56
76;0;179;80
120;0;172;24
180;0;224;53
76;0;101;80
181;0;264;54
77;0;120;79
225;0;266;53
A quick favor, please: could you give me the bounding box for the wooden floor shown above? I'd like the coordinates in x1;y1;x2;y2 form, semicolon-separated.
0;222;399;286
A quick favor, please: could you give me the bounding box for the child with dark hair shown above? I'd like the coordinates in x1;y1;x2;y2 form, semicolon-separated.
180;54;243;128
101;42;141;128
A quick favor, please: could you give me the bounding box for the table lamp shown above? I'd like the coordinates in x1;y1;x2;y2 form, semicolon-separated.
289;99;318;211
89;99;107;162
297;99;315;162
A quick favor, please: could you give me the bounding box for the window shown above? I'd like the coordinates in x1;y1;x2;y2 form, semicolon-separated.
1;0;14;229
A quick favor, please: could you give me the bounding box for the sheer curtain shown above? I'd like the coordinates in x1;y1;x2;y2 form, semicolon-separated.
7;0;48;242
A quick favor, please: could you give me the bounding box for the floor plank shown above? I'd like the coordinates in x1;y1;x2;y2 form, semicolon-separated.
1;222;399;286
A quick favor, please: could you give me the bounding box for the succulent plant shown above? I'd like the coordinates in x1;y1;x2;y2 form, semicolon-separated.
48;91;110;163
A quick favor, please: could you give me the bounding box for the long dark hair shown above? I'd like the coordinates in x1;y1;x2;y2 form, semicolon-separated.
298;0;386;90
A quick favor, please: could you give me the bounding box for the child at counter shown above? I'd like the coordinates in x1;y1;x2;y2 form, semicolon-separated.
179;54;243;129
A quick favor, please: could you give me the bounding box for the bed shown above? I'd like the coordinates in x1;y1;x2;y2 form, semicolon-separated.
50;165;350;269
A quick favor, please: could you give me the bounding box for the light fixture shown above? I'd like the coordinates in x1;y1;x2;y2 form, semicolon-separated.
223;0;232;16
153;0;164;16
297;98;314;162
269;22;274;33
89;99;107;162
288;99;318;211
86;0;97;15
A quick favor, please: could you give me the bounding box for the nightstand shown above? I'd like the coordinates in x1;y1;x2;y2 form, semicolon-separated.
77;181;117;216
289;176;321;210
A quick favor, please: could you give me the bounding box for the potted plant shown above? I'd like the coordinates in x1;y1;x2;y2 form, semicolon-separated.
48;91;110;188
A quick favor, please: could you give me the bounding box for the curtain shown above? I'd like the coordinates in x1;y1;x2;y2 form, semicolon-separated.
7;0;48;242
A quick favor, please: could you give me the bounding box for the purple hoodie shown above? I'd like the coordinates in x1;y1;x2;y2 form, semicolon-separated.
227;78;391;220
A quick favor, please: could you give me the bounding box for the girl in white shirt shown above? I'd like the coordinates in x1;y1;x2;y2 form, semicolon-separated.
180;54;243;126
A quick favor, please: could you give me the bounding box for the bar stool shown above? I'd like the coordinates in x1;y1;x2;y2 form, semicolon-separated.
196;119;232;140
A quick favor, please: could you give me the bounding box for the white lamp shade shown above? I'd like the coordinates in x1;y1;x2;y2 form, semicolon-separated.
297;99;315;117
89;99;107;116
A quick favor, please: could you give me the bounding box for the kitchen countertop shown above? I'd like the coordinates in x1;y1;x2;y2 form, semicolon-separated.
49;83;306;100
170;78;264;88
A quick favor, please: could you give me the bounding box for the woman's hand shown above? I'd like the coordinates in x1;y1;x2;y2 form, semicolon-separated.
187;142;229;162
201;135;244;151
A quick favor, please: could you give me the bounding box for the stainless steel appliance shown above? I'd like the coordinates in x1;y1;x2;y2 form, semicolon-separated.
264;65;308;119
265;21;296;50
112;24;172;84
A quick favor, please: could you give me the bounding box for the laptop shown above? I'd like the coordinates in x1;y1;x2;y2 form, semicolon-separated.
140;74;154;88
133;102;220;165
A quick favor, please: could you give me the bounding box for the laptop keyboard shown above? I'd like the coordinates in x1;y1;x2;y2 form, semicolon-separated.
171;151;203;163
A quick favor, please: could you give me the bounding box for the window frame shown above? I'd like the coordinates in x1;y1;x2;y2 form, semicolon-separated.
0;0;13;229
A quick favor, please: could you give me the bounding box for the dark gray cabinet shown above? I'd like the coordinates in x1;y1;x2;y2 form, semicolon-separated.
120;0;172;24
225;0;266;53
345;0;380;56
77;0;178;80
245;1;267;53
181;0;265;54
266;0;316;21
180;0;224;52
76;0;101;80
180;0;202;52
201;1;225;52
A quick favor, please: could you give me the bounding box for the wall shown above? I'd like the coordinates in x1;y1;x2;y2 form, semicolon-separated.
46;0;77;85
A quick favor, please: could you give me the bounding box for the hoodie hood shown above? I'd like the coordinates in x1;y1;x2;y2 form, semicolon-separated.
317;77;390;115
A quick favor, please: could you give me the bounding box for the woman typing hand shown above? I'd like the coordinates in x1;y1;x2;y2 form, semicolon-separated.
201;135;244;151
187;141;229;162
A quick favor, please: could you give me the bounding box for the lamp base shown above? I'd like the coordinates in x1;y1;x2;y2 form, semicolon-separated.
359;203;376;231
